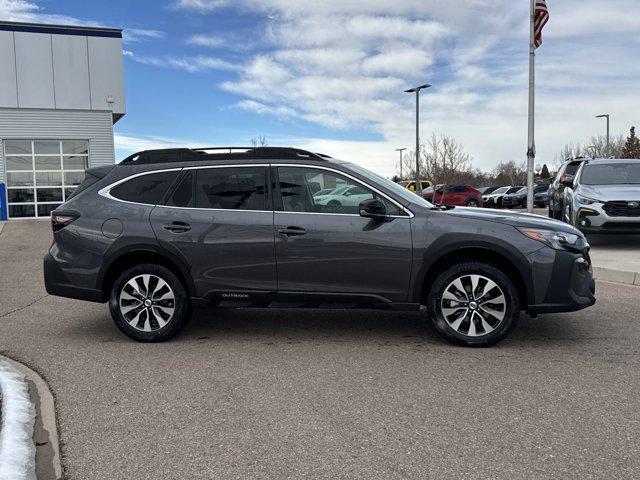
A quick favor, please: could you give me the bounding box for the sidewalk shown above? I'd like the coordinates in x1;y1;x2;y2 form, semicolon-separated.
589;234;640;286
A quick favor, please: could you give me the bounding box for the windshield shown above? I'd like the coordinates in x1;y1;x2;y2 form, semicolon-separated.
492;187;510;195
507;187;524;194
343;163;434;208
581;163;640;185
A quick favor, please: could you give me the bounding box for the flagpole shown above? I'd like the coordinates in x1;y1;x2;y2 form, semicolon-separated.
526;0;536;213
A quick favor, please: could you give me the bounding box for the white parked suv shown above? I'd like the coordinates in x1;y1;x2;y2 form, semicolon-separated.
562;158;640;233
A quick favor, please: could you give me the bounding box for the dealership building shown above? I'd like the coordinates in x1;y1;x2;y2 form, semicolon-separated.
0;21;125;220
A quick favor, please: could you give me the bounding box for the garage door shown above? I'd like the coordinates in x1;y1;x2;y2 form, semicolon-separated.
4;139;88;218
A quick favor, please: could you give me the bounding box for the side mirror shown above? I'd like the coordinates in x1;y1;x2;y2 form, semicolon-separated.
359;199;387;219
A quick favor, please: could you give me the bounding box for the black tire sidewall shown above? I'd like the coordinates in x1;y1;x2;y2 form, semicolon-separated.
427;262;520;347
109;263;191;342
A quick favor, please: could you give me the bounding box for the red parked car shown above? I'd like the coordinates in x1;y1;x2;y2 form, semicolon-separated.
422;184;483;207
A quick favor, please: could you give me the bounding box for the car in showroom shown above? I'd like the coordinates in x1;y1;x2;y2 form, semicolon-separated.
421;184;483;207
44;147;595;347
561;158;640;233
502;185;549;208
549;159;586;220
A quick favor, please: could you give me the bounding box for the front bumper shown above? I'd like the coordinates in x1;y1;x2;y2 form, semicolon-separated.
527;249;596;315
574;203;640;233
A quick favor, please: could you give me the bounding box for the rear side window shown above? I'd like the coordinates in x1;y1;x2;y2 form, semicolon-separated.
195;167;266;210
453;186;467;193
110;171;176;205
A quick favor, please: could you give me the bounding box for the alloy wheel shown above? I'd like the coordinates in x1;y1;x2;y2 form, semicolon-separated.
440;274;506;337
119;274;176;332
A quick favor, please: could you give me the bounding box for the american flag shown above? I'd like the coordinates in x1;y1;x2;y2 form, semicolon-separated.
534;0;550;49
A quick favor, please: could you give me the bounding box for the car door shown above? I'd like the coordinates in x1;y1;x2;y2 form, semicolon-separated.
150;165;277;302
272;165;413;303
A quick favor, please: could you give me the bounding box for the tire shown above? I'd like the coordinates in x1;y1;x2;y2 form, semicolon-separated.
109;263;192;342
327;200;341;207
466;199;479;207
426;261;520;347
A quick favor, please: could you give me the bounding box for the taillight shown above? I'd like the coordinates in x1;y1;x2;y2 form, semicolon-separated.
51;210;80;232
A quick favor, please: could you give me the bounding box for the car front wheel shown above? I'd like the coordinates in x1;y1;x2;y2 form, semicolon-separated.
466;199;479;207
426;262;520;347
109;264;192;342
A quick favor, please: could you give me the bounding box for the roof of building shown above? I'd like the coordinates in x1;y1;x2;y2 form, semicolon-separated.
0;21;122;38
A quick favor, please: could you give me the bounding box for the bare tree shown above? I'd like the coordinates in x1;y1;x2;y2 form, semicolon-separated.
493;160;527;186
249;135;268;147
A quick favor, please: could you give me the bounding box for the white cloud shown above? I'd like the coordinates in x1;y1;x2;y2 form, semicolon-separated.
185;33;226;48
133;55;238;73
169;0;640;176
171;0;229;12
122;28;165;44
114;134;199;160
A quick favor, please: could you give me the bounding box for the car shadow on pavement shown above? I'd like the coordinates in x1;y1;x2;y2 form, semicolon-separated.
59;304;590;349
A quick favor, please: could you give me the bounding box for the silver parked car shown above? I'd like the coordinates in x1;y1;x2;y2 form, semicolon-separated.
562;158;640;233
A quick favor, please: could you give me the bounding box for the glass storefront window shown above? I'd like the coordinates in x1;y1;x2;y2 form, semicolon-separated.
4;139;89;218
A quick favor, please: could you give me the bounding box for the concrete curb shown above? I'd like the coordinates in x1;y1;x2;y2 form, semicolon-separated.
0;355;64;480
593;267;640;287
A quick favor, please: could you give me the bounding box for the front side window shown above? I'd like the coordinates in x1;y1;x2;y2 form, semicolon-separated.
277;167;403;216
110;171;177;205
195;167;266;210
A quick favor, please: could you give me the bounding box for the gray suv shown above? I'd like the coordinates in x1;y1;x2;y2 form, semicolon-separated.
44;147;596;346
562;158;640;233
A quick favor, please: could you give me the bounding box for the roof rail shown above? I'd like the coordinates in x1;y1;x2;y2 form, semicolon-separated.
119;146;331;165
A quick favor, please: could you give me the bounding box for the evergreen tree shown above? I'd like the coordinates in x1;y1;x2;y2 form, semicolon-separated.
540;164;550;179
621;126;640;159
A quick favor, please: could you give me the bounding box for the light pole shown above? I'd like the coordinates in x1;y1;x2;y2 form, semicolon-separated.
596;114;610;156
395;148;406;179
405;83;431;193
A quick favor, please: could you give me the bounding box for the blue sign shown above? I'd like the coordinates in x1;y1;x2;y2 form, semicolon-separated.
0;183;7;221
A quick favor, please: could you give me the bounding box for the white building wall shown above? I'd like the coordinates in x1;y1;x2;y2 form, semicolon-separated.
0;24;125;118
0;31;17;107
14;32;56;109
52;35;91;110
0;108;115;184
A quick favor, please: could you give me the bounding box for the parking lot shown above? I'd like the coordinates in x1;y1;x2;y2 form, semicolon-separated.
1;221;639;480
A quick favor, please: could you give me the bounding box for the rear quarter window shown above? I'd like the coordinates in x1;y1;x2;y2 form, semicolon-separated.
110;171;177;205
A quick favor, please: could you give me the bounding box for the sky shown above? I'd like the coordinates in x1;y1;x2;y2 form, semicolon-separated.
1;0;639;176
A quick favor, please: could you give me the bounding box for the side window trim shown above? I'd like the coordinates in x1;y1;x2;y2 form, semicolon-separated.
272;164;412;218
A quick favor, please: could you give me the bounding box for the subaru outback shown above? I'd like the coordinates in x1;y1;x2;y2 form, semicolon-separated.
44;147;596;347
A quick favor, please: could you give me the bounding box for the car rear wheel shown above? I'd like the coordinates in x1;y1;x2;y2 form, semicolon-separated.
466;199;479;207
426;262;520;347
109;264;192;342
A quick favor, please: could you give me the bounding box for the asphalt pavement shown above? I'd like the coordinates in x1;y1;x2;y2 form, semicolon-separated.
0;221;639;480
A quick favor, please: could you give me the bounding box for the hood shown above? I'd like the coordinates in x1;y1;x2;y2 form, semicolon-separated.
443;207;581;234
579;184;640;201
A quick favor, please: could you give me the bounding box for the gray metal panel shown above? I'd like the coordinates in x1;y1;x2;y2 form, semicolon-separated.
52;34;91;109
88;36;125;116
0;108;115;184
14;32;55;108
0;31;18;107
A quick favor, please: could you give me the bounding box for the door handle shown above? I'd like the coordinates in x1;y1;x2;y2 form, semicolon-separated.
278;226;307;237
163;221;191;233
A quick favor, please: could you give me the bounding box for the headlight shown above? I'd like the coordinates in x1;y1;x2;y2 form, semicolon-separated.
576;195;602;205
518;228;585;251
